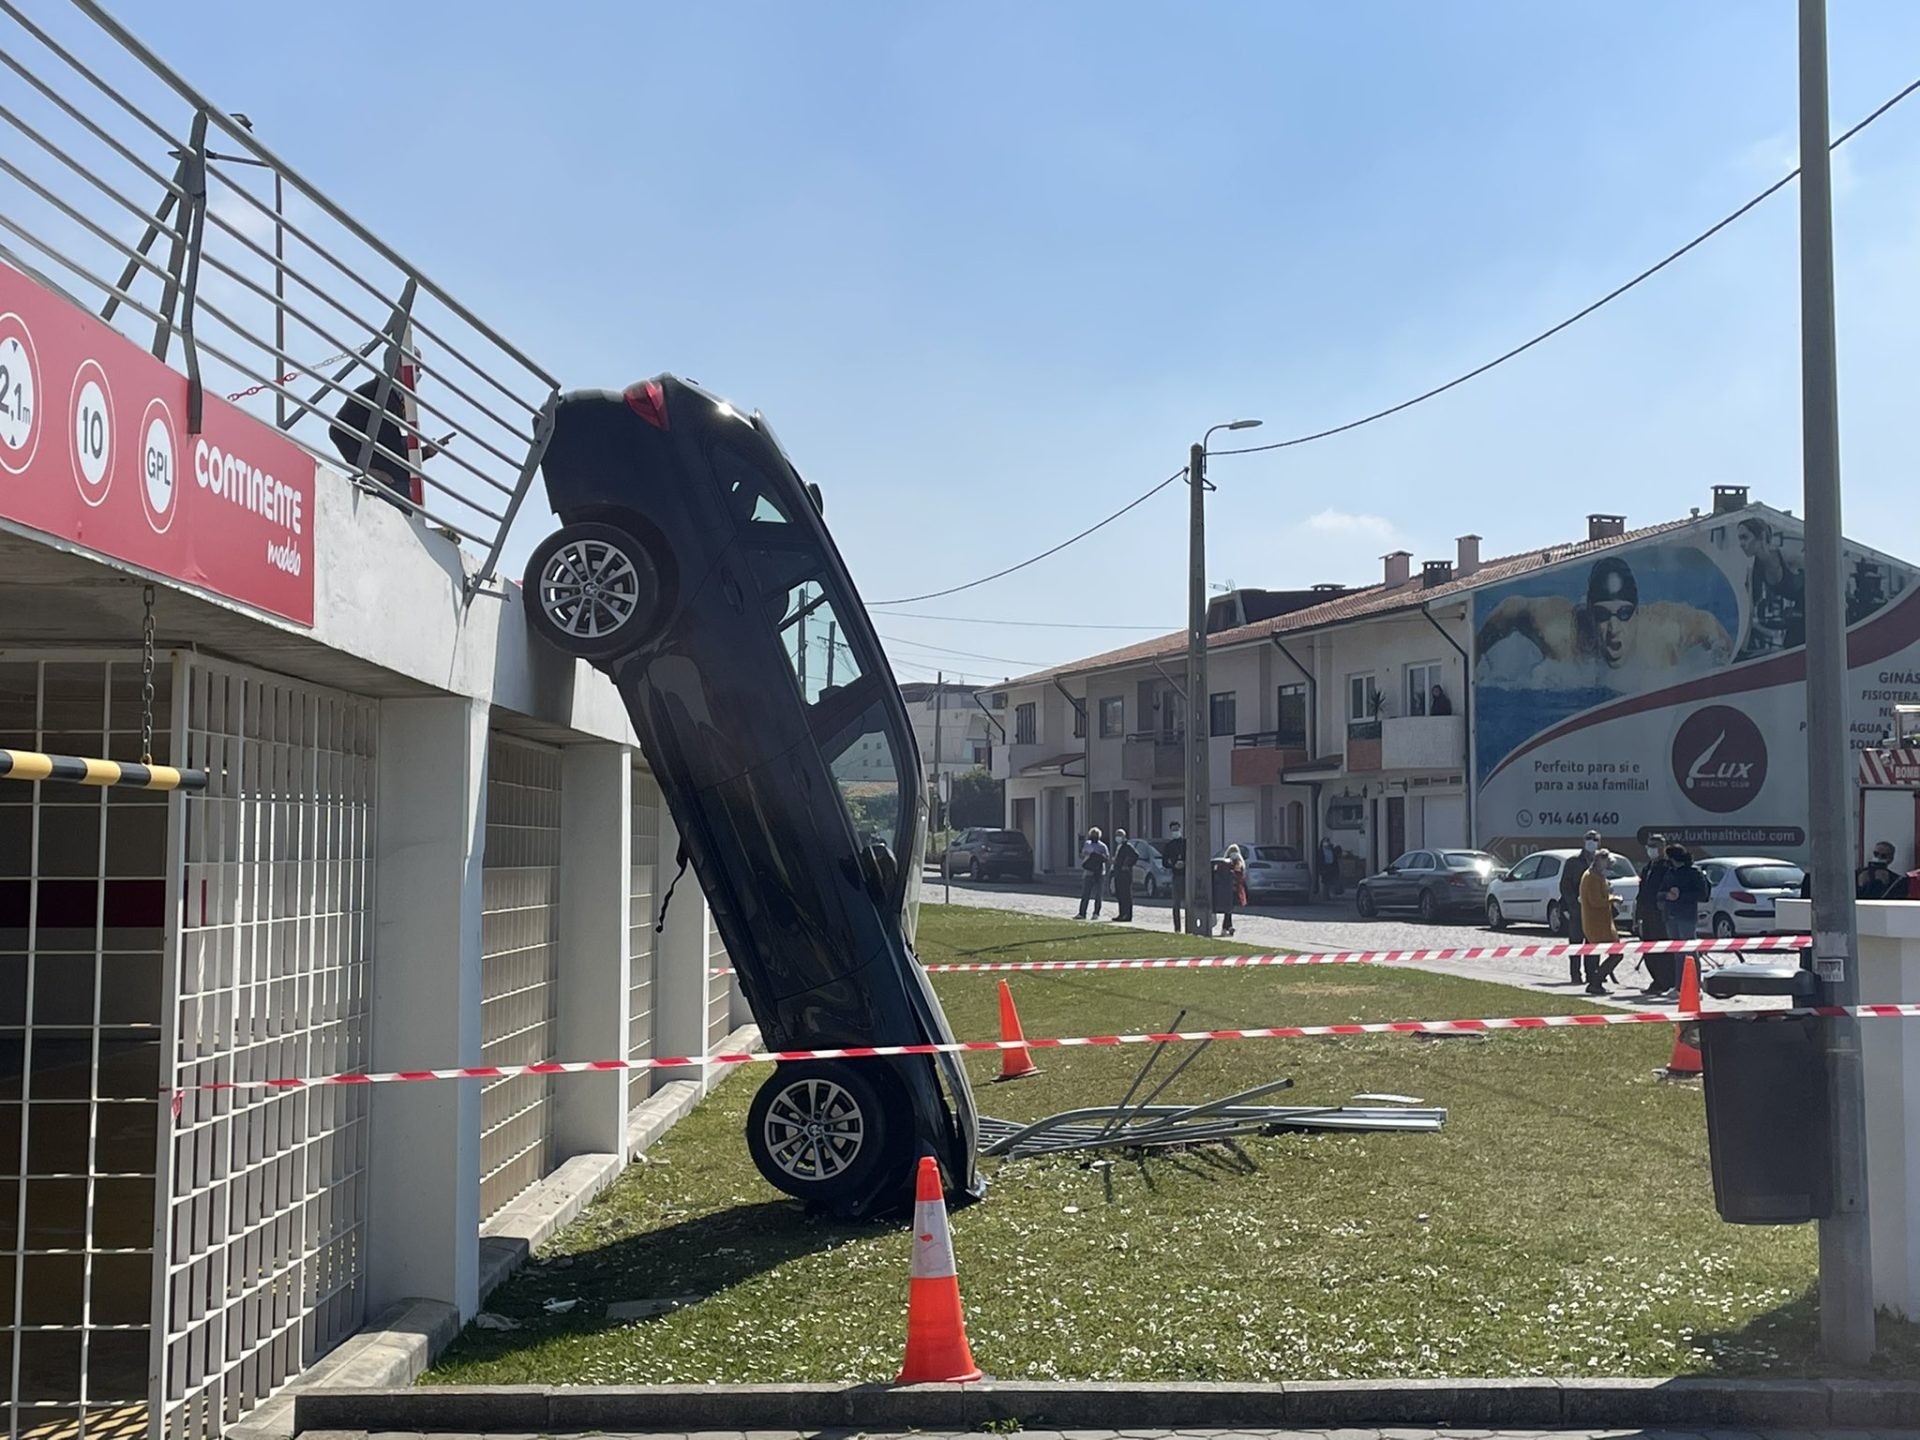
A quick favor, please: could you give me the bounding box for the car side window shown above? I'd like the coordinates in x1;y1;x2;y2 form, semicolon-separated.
714;444;791;525
1508;856;1538;881
1538;856;1562;879
774;581;862;705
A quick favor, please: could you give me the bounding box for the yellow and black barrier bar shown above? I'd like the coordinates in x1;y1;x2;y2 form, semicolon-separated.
0;749;208;793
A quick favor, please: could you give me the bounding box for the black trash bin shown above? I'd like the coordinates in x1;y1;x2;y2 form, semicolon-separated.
1699;1007;1831;1225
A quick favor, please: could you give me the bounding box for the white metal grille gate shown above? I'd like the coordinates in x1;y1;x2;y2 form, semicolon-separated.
0;655;171;1440
627;770;659;1110
705;920;732;1053
478;736;561;1220
159;657;375;1440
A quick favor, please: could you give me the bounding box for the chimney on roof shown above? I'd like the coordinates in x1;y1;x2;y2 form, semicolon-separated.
1456;534;1481;578
1383;550;1412;587
1712;484;1750;515
1421;559;1454;589
1587;514;1626;542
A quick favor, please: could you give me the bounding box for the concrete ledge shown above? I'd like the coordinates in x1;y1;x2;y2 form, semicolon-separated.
627;1078;704;1159
231;1299;457;1440
291;1375;1920;1433
477;1151;622;1301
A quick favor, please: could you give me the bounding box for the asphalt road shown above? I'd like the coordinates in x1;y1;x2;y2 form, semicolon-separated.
921;873;1783;1011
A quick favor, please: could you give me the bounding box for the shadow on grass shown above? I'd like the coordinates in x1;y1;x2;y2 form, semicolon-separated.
1437;1063;1703;1162
436;1199;880;1366
1689;1282;1920;1376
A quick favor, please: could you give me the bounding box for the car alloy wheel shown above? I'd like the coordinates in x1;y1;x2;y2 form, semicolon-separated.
1713;913;1737;939
1546;900;1561;933
525;521;663;660
1355;885;1377;918
1419;888;1440;923
745;1060;901;1215
1486;897;1506;930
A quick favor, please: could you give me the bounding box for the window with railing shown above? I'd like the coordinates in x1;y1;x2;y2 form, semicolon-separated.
1014;702;1036;744
1277;683;1306;747
1209;691;1237;736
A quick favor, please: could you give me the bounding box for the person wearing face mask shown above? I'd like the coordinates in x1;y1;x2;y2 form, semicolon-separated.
1636;834;1674;994
1660;844;1710;998
1556;830;1600;981
1857;841;1909;900
1579;849;1622;995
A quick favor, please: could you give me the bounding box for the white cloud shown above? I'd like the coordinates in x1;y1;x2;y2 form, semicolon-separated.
1304;508;1397;540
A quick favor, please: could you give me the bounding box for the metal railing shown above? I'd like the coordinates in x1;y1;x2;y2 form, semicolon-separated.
1124;728;1185;745
0;1;561;596
1232;729;1307;749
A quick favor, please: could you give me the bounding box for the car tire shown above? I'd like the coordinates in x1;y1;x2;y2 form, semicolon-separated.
968;857;981;880
525;521;665;661
1141;874;1157;899
1713;912;1737;940
1486;897;1507;930
1355;885;1377;918
1418;888;1440;924
746;1060;904;1217
1546;900;1561;934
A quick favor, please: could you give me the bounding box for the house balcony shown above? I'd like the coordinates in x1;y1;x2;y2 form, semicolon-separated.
1121;729;1184;782
1382;713;1466;772
1230;730;1309;787
1345;718;1382;773
990;740;1043;781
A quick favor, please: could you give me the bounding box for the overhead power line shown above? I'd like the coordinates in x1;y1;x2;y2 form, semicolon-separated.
869;608;1175;631
1215;73;1920;457
878;633;1042;668
866;73;1919;608
869;467;1186;606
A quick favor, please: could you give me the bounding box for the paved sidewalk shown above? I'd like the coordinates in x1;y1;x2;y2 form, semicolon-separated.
926;875;1779;1011
313;1429;1920;1440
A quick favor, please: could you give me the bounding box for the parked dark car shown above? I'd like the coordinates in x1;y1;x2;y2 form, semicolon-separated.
943;827;1033;881
523;373;981;1218
1355;848;1500;923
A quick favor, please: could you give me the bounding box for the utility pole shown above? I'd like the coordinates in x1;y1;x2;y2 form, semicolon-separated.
825;621;837;688
796;584;809;694
1185;442;1212;937
1798;0;1874;1364
1184;419;1264;936
932;671;945;834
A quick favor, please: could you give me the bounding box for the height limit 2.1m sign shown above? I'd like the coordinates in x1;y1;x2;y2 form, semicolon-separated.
0;258;315;626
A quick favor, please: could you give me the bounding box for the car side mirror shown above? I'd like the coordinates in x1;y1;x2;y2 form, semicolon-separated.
1384;864;1398;874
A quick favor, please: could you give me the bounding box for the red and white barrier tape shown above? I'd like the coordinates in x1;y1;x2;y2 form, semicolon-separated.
707;934;1808;979
171;1000;1920;1102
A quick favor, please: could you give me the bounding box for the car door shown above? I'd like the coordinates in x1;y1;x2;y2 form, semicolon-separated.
1499;854;1540;918
1383;851;1428;909
1530;855;1564;922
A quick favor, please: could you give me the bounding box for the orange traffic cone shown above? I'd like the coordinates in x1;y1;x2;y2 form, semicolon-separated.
993;979;1040;1082
898;1155;982;1384
1661;955;1704;1079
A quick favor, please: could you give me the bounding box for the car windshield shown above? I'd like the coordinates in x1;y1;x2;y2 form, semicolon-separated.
1441;851;1496;870
1253;846;1300;862
988;830;1026;845
1737;863;1804;889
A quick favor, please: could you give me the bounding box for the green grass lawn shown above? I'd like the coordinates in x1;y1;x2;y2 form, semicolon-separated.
428;905;1920;1387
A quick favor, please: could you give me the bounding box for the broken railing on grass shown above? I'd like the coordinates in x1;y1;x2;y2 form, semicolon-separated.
0;0;560;594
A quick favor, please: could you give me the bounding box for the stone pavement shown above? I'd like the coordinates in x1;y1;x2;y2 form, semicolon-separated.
928;875;1783;1011
312;1429;1920;1439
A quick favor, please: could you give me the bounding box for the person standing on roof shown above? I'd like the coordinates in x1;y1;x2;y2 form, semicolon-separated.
1076;826;1110;920
1110;827;1139;923
329;370;439;516
1162;821;1187;931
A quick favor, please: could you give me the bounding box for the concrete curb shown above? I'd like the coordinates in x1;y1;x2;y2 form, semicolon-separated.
296;1376;1920;1433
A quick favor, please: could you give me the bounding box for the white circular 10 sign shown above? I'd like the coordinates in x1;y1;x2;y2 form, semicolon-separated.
73;370;112;499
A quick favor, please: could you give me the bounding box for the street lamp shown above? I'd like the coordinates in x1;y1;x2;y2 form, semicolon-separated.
1184;417;1262;936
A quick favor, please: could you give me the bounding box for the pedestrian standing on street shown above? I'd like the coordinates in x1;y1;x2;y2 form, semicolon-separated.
1660;844;1710;997
1110;828;1139;922
1557;830;1599;981
1579;849;1621;995
1636;834;1674;994
1318;835;1338;898
1163;822;1187;931
1076;827;1110;920
1213;845;1247;937
1857;841;1908;900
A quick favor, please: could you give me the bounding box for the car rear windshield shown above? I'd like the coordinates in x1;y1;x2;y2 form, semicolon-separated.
1737;864;1804;889
1441;852;1495;869
1253;846;1300;862
988;830;1027;845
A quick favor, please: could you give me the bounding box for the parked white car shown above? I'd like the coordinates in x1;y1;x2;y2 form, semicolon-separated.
1244;844;1314;903
1107;837;1174;899
1485;848;1640;933
1695;856;1805;937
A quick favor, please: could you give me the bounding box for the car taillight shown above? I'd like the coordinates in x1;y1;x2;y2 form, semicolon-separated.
624;380;669;429
1731;890;1758;904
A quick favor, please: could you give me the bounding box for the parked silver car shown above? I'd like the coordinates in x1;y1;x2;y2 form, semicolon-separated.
1244;844;1313;902
1108;836;1174;898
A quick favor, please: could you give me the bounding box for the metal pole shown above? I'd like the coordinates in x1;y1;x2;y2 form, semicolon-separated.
1799;0;1874;1365
1186;441;1212;936
274;171;286;427
933;671;944;836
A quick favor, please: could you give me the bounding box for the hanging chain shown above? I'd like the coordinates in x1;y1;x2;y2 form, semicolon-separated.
141;583;156;765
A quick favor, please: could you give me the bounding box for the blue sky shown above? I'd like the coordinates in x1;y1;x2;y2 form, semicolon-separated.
131;2;1920;686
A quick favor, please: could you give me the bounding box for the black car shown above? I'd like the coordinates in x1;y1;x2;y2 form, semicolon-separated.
943;827;1033;881
1354;848;1500;923
523;373;981;1217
